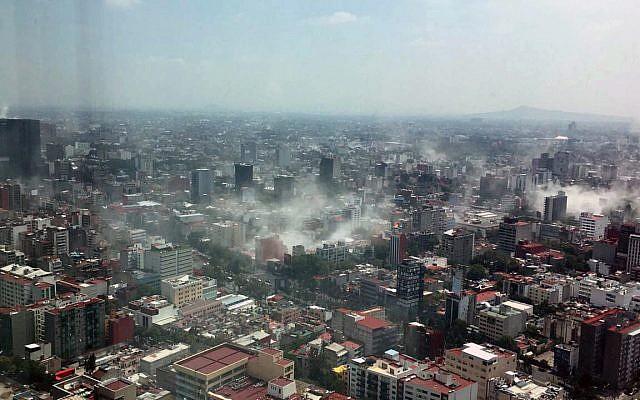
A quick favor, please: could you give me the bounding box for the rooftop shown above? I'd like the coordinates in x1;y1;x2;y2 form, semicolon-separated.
177;345;253;375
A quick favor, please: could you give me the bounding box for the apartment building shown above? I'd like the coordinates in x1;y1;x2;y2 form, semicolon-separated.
444;343;517;400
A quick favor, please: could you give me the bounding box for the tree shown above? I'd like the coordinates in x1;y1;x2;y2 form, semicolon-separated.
466;264;488;281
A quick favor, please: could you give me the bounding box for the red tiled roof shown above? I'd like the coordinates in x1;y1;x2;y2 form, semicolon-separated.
405;373;474;394
476;291;498;303
356;316;389;330
177;345;252;374
104;379;130;391
340;341;362;350
270;377;293;387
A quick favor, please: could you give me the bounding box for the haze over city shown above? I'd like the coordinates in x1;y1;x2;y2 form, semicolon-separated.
3;2;640;400
2;0;640;117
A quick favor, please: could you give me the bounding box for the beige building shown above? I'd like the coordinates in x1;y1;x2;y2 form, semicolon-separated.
444;343;517;400
174;344;294;400
161;275;203;307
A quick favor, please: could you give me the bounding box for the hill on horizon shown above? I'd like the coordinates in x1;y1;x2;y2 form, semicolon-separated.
469;106;633;123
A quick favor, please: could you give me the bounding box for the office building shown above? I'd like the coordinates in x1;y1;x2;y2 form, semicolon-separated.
145;243;193;279
234;163;254;189
543;191;567;222
0;119;41;178
441;228;475;265
444;343;517;400
319;156;340;183
190;168;213;203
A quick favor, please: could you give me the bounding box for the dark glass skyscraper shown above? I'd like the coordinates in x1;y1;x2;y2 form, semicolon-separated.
0;119;41;178
234;163;253;189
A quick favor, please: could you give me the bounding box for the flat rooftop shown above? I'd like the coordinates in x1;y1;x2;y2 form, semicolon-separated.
177;345;252;375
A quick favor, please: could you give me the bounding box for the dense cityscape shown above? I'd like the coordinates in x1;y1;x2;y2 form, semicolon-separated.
4;1;640;400
0;108;638;400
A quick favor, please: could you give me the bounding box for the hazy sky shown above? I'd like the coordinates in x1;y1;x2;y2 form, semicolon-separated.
2;0;640;117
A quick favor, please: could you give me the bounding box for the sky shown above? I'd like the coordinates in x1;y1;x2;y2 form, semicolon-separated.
2;0;640;117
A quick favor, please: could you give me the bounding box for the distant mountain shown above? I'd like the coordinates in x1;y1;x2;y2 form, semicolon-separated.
469;106;633;123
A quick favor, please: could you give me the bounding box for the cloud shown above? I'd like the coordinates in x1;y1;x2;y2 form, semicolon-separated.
309;11;358;26
105;0;140;8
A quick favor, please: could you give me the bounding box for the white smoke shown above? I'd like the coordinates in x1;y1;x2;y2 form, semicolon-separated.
531;181;640;216
0;106;8;118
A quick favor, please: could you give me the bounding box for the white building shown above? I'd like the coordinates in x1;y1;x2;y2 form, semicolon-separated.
579;212;609;241
124;295;178;328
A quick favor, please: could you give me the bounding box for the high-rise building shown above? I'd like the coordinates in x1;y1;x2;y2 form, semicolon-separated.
0;119;41;178
441;228;475;265
479;174;507;199
144;243;193;279
44;297;106;360
234;163;254;189
543;191;567;222
0;182;22;211
273;175;295;202
553;151;572;178
411;206;447;234
190;168;213;203
497;218;532;255
0;308;35;357
578;309;640;388
319;156;339;183
626;234;640;273
396;258;424;316
389;233;407;266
